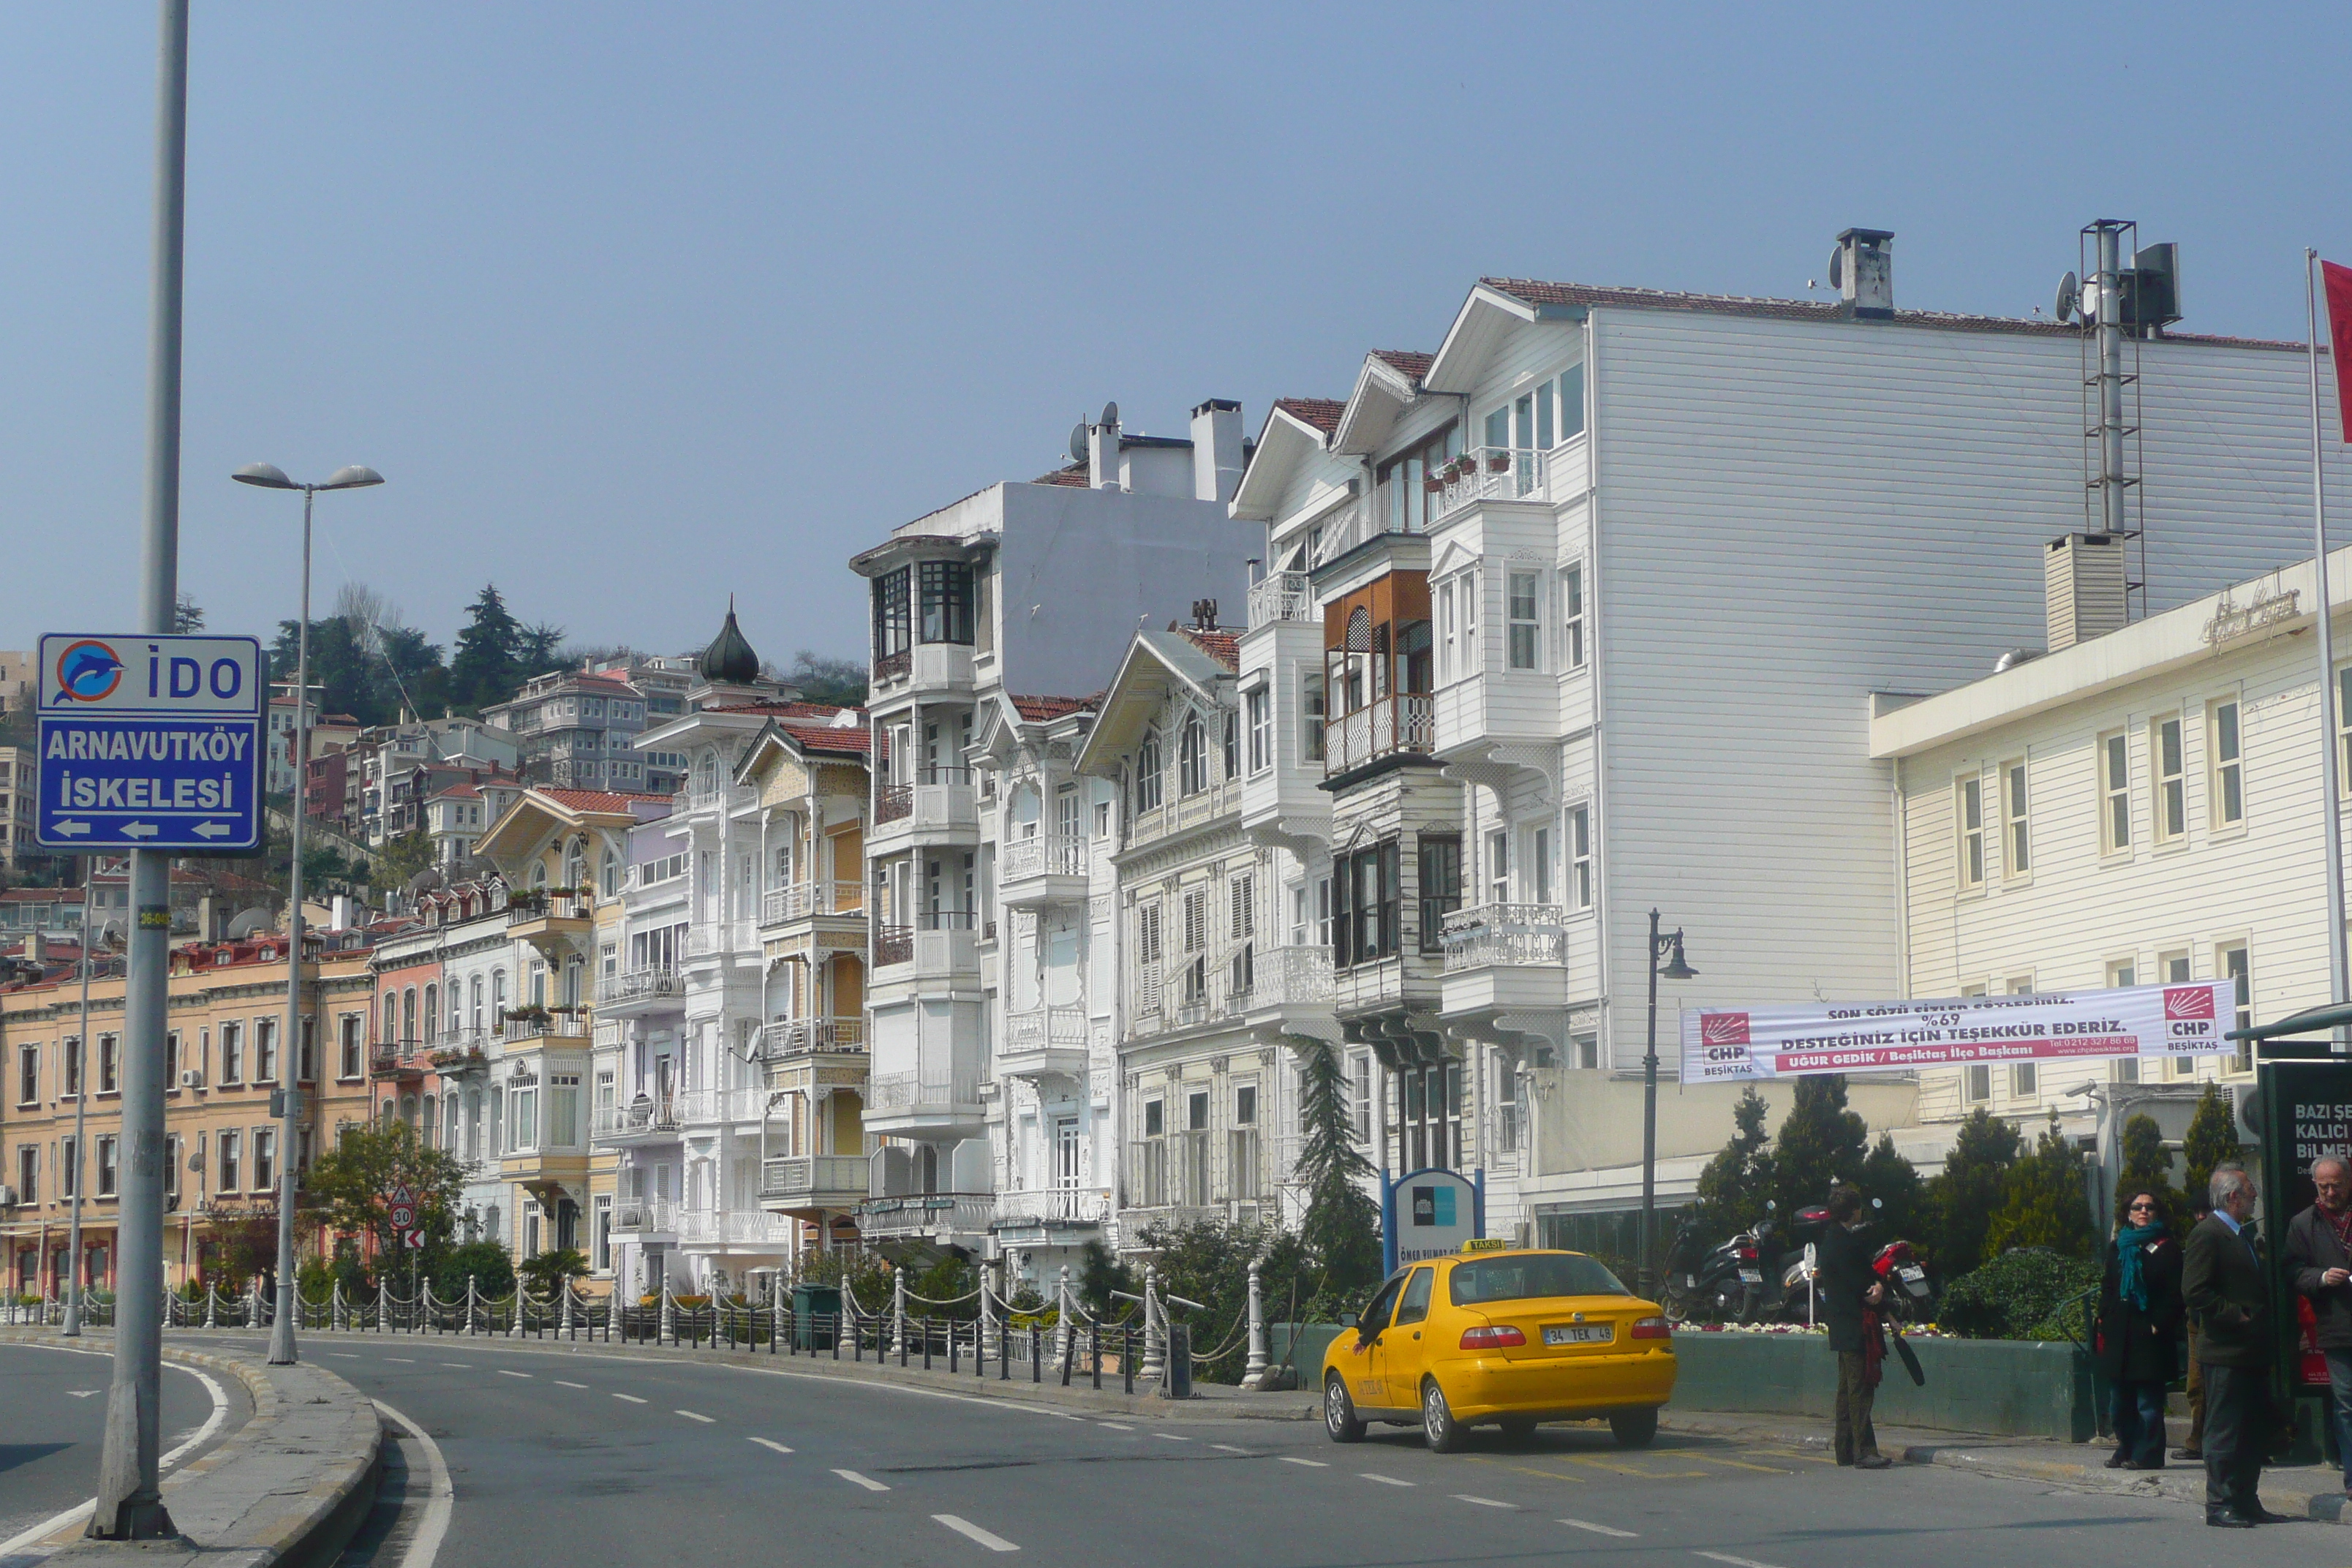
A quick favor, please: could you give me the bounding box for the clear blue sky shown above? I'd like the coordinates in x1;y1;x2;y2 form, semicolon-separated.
4;2;2348;666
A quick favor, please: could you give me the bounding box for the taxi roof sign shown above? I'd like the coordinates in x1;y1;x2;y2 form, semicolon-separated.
1460;1237;1511;1254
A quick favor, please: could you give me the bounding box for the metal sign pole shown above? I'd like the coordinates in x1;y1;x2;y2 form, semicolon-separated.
268;486;316;1366
91;0;186;1538
62;875;93;1337
2306;249;2351;1044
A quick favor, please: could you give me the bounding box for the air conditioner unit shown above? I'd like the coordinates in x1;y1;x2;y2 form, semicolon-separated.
0;1185;18;1207
179;1069;205;1089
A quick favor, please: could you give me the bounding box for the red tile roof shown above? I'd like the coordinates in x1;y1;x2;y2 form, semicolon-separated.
773;720;872;756
1031;461;1091;487
534;788;669;814
1010;694;1096;723
431;783;482;800
1273;398;1344;437
1370;350;1434;382
1172;626;1240;671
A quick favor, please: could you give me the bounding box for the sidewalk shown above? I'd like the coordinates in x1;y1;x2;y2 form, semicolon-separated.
1663;1406;2352;1523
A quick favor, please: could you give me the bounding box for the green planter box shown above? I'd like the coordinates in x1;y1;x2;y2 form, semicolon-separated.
1669;1330;2094;1441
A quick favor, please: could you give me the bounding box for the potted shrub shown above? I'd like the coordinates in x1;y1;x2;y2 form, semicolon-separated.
1422;472;1444;494
1485;451;1512;473
505;1003;550;1027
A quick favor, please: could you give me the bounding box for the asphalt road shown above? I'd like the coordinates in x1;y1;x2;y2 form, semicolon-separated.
175;1330;2352;1568
0;1341;246;1554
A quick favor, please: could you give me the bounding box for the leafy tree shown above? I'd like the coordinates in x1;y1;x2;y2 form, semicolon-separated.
1694;1085;1777;1238
1925;1107;2021;1278
518;1247;590;1296
1985;1112;2097;1259
373;830;435;890
1769;1074;1869;1218
781;649;869;707
173;593;204;633
1859;1132;1927;1252
1078;1238;1136;1319
2114;1113;2185;1233
516;622;568;682
212;1206;287;1293
910;1256;979;1320
2183;1085;2243;1207
1131;1216;1308;1385
1292;1037;1382;1300
448;584;525;712
799;1248;897;1319
431;1240;516;1302
1940;1248;2102;1340
374;623;450;719
301;1120;469;1266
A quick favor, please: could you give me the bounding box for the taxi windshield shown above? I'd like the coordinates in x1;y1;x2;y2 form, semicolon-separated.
1448;1254;1629;1307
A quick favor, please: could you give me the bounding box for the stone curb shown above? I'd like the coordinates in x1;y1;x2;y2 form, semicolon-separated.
164;1323;1325;1423
1;1328;383;1566
1662;1407;2352;1525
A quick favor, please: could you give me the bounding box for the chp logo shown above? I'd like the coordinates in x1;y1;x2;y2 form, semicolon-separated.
1697;1011;1754;1074
2163;984;2219;1045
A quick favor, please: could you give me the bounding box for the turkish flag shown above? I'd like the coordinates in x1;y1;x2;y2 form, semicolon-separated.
2325;260;2352;441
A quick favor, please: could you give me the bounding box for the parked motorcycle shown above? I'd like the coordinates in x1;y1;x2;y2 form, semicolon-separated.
1661;1210;1775;1325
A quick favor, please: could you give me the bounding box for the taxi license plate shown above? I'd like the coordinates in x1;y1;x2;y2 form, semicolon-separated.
1543;1324;1613;1346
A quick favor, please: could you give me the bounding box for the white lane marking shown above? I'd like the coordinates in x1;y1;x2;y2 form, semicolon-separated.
1359;1472;1414;1487
676;1409;715;1423
376;1398;455;1568
66;1389;101;1398
749;1436;794;1455
554;1380;589;1390
612;1393;647;1403
1562;1518;1639;1539
1454;1495;1515;1509
328;1352;360;1360
1279;1455;1329;1467
933;1514;1019;1553
1211;1443;1251;1453
439;1362;472;1368
497;1369;532;1379
1152;1432;1188;1442
1694;1553;1779;1567
834;1469;890;1492
1097;1422;1133;1431
0;1357;228;1559
387;1357;417;1363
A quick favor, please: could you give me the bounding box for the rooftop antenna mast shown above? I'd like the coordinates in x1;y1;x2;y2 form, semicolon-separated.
2067;220;2151;621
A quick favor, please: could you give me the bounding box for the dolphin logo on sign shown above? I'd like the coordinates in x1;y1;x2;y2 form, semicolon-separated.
54;641;124;703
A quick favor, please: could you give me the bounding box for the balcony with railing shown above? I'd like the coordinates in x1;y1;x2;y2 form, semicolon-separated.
759;879;864;930
592;1093;682;1146
865;1064;984;1136
1439;902;1572;1016
369;1042;428;1081
674;1086;772;1127
595;967;684;1012
674;1207;796;1247
610;1196;677;1235
1324;694;1435;778
759;1153;870;1215
686;919;758;958
856;1191;993;1243
998;835;1088;908
869;767;977;843
871;921;913;968
998;1004;1088;1079
1246;571;1316;630
760;1017;867;1063
504;1007;591;1042
989;1187;1111;1243
1133;946;1330;1036
1431;445;1557;522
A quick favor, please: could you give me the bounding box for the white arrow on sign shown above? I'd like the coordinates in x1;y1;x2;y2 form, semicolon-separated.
192;822;233;839
120;822;158;839
53;820;91;837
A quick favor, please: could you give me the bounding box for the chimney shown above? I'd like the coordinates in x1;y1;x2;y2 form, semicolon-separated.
1190;399;1245;505
26;932;42;965
196;892;217;943
1832;227;1895;320
2045;533;2128;651
331;894;353;931
1088;402;1123;491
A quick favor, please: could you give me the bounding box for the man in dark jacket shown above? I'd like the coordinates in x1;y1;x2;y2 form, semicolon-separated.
1817;1186;1888;1469
2183;1166;2280;1527
2285;1155;2352;1497
2174;1189;2214;1460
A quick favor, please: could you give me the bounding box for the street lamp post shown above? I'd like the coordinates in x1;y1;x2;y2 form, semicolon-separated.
1637;908;1697;1300
61;874;95;1335
232;462;383;1366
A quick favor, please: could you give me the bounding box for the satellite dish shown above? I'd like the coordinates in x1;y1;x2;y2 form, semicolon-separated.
1827;248;1844;290
1100;400;1118;428
2054;271;2081;324
1068;422;1088;464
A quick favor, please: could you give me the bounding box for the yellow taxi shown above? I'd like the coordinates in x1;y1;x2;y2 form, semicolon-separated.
1320;1243;1675;1452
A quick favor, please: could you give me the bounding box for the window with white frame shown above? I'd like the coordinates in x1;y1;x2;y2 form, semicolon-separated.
2100;731;2131;853
1956;775;1985;890
255;1018;278;1084
1561;562;1586;671
1301;674;1324;764
1178;715;1208;796
1964;1063;1991;1103
97;1134;118;1196
1350;1052;1371;1142
1507;571;1541;671
1136;731;1163;811
255;1128;276;1193
339;1014;362;1079
2221;943;2252;1071
1229;1084;1260;1201
1529;824;1552;906
2209;699;2243;828
1246;687;1271;774
2002;760;2029;877
1572;1031;1598;1070
1568;804;1593;910
2152;715;2186;843
1487;829;1509;905
1438;578;1458;684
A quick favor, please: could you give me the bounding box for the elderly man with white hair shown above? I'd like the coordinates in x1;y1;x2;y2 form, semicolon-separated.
2183;1164;2285;1527
2286;1154;2352;1499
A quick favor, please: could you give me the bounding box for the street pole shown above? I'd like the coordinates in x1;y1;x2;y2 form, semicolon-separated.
268;486;316;1365
62;870;93;1336
2307;249;2351;1046
92;0;186;1539
1638;908;1661;1299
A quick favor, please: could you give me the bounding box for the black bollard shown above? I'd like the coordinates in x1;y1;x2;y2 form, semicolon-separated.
1092;1322;1101;1391
1123;1324;1136;1395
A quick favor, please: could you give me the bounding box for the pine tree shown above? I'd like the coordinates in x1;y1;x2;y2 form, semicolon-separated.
448;584;524;712
1292;1037;1382;1296
1925;1107;2021;1277
1859;1133;1926;1247
1769;1074;1869;1217
173;593;204;633
2182;1084;2244;1207
1694;1085;1777;1237
2114;1113;2185;1232
1984;1112;2097;1259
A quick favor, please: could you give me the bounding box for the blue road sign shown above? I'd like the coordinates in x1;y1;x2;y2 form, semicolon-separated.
35;633;265;853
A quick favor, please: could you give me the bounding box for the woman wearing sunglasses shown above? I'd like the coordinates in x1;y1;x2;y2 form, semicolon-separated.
2097;1189;2185;1469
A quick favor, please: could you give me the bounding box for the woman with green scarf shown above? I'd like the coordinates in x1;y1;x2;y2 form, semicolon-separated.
2096;1190;2185;1469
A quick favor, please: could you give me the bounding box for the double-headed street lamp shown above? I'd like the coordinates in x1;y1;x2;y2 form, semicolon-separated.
231;462;383;1367
1637;908;1697;1299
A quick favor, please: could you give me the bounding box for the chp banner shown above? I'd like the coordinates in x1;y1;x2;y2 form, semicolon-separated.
1681;981;2236;1084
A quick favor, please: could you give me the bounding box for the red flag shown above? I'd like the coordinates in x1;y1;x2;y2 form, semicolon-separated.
2325;260;2352;442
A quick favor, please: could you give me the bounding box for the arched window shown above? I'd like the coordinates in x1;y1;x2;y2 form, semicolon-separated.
1135;731;1162;812
470;977;484;1033
491;970;508;1034
381;991;396;1045
422;984;438;1044
531;859;549;890
1178;715;1207;796
602;848;621;898
402;988;417;1045
565;837;587;891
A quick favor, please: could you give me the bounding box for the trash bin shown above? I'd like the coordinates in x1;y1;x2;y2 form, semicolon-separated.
793;1283;841;1352
1162;1322;1193;1399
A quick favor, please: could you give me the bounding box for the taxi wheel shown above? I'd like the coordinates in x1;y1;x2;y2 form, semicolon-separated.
1421;1379;1466;1453
1610;1407;1659;1448
1324;1375;1365;1443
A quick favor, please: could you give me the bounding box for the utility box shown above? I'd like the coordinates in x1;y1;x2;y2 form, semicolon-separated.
793;1283;842;1351
1162;1322;1193;1398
